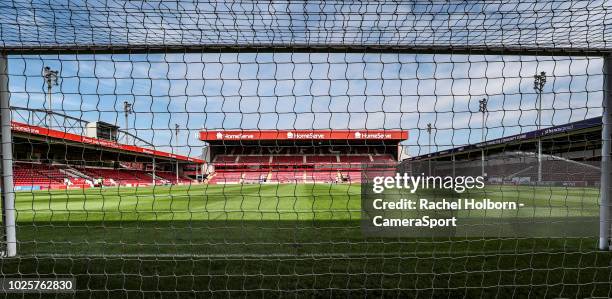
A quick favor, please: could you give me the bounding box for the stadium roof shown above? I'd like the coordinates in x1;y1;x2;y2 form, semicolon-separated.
12;122;203;163
200;130;408;143
408;117;602;161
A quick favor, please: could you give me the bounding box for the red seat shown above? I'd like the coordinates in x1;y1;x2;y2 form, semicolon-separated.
306;156;338;163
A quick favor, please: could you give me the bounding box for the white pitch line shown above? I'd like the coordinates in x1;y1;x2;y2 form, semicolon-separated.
28;253;412;259
27;250;559;259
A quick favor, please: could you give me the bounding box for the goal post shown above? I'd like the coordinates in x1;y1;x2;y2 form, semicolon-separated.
0;52;16;257
1;1;612;295
0;48;610;254
601;55;612;251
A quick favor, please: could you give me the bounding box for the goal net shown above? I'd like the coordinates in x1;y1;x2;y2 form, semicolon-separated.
0;0;610;297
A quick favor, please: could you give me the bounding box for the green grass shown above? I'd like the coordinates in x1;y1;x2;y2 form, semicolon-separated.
11;183;601;255
2;183;611;297
14;183;601;222
14;183;362;222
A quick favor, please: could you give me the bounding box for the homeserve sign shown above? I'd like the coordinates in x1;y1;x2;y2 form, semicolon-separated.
286;131;392;139
215;132;255;140
354;131;393;139
12;123;41;134
286;132;325;139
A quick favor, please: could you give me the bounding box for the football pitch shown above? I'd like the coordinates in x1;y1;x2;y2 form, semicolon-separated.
12;183;602;256
3;184;611;296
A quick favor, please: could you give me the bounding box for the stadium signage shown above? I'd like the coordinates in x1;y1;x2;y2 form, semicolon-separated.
354;132;393;139
542;124;575;136
409;116;602;161
11;123;40;134
477;134;527;148
11;122;203;163
200;130;408;141
216;132;256;140
288;132;325;139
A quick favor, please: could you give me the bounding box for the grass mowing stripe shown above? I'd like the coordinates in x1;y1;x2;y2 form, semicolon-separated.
10;183;602;257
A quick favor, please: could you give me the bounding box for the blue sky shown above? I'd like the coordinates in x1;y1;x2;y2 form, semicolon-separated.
6;53;603;158
1;0;608;158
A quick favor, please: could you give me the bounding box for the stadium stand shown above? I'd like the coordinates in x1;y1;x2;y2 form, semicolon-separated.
13;163;66;189
200;130;408;184
238;156;271;164
10;117;203;190
371;154;396;163
272;156;304;164
242;171;268;182
207;171;244;184
407;117;602;187
75;167;153;186
339;155;371;163
214;155;239;163
14;163;196;189
306;156;339;164
154;171;193;184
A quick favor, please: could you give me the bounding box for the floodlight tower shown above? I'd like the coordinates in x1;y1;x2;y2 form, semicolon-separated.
534;71;547;183
479;98;488;177
175;123;180;184
43;66;59;128
123;101;133;145
427;123;433;175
